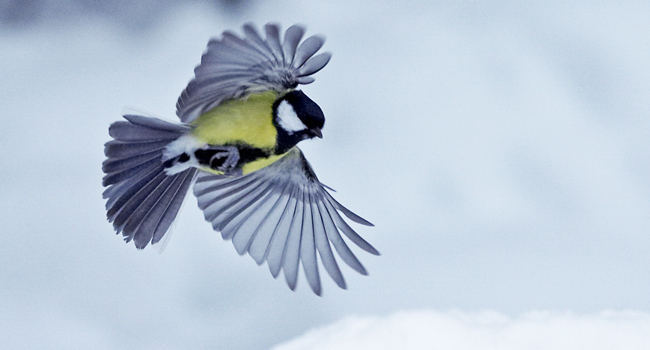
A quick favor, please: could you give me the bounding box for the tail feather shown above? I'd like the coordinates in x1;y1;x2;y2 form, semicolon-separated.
149;169;195;245
123;114;190;132
124;174;176;247
102;150;162;174
104;163;161;214
109;123;182;142
103;115;197;249
152;174;194;244
102;157;161;187
111;171;169;231
104;140;170;159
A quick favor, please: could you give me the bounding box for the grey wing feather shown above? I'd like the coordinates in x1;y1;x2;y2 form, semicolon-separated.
300;191;321;295
312;194;346;289
295;76;315;85
283;186;305;291
192;148;377;295
247;181;292;264
318;199;368;275
298;52;332;77
225;185;276;250
231;182;289;255
176;23;332;122
324;190;375;226
266;187;299;278
322;199;379;255
264;24;285;64
242;24;277;62
292;36;325;69
282;25;305;63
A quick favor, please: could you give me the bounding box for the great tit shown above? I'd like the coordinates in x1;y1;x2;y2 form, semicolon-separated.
102;23;378;295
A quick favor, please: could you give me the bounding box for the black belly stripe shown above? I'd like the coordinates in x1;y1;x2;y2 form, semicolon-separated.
238;146;272;164
194;144;272;169
194;149;218;165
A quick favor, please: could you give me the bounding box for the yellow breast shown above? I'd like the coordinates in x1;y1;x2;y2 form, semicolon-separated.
191;91;279;149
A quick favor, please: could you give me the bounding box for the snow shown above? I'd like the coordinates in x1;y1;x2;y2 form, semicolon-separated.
275;310;650;350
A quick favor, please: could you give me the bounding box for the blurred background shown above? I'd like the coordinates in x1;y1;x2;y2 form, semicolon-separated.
1;0;648;349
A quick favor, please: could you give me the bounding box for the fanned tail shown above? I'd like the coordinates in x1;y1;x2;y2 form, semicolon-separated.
102;115;197;249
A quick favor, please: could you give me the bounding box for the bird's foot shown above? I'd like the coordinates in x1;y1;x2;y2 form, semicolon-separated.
203;146;241;175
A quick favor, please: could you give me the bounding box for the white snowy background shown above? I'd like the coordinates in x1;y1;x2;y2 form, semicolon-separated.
1;0;649;349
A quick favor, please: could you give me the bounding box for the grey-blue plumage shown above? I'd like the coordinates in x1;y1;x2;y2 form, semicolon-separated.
103;115;197;249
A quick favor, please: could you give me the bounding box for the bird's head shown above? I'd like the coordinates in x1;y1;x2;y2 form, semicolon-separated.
273;90;324;152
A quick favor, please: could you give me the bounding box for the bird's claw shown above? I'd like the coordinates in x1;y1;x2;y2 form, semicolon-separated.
206;146;240;175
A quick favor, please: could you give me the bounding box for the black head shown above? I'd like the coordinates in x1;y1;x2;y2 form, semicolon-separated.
272;90;325;153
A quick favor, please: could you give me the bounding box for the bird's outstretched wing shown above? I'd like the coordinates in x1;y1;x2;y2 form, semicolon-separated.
192;148;378;295
176;23;332;123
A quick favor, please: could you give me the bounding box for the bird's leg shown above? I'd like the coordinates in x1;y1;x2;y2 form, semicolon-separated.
194;145;241;175
209;146;240;173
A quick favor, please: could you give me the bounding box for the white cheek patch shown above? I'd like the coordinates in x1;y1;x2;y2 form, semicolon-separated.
277;100;307;133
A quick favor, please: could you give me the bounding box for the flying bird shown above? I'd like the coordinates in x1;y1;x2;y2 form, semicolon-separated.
102;23;378;295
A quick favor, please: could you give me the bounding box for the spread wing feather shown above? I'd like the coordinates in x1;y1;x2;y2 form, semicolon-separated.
176;23;332;123
192;148;377;295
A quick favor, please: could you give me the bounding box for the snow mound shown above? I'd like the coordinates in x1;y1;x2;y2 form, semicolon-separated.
274;310;650;350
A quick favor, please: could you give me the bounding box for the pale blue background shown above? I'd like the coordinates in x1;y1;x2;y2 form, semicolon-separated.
1;1;648;348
